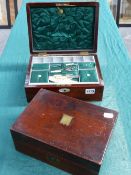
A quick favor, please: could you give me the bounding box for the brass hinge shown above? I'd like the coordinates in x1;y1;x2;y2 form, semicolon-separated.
79;51;89;56
38;52;48;57
56;3;75;6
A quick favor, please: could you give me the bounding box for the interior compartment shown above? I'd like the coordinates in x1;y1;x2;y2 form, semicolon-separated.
30;71;48;83
29;55;99;84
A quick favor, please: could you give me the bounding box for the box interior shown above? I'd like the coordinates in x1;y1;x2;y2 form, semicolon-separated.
30;5;96;52
29;55;99;85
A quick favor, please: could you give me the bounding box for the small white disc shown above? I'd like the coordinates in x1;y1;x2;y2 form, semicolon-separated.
38;74;42;78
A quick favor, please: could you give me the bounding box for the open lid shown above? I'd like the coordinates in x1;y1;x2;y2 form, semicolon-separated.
26;2;99;54
11;89;118;166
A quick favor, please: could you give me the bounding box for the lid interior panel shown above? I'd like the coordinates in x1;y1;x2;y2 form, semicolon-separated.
27;2;99;53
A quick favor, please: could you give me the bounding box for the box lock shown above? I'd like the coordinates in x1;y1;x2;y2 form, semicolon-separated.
59;88;70;93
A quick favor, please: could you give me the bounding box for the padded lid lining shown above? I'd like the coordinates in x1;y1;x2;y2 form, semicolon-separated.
27;2;99;53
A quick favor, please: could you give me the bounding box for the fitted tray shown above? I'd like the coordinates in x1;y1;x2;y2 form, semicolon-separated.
29;55;99;85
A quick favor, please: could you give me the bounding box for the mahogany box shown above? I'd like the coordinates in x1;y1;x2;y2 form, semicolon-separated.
25;2;104;102
11;89;118;175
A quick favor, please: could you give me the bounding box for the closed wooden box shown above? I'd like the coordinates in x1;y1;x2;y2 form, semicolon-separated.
25;2;104;102
11;89;118;175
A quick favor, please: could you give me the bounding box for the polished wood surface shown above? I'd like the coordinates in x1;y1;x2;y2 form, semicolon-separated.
11;89;118;175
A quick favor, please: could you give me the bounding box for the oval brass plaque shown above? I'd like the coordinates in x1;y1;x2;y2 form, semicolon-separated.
59;88;70;93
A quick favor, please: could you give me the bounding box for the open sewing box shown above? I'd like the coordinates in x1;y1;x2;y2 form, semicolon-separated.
25;2;104;102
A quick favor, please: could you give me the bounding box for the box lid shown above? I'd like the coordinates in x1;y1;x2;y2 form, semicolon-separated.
26;2;99;54
11;89;118;167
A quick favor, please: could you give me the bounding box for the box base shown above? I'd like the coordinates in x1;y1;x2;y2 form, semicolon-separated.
25;85;104;102
11;131;99;175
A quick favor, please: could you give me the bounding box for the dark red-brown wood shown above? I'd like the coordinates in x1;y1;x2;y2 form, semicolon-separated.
11;89;118;175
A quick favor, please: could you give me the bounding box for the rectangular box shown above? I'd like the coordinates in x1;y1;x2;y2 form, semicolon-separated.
25;2;104;102
11;89;118;175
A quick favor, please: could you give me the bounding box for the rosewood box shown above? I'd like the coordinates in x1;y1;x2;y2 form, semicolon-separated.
11;89;118;175
25;2;104;102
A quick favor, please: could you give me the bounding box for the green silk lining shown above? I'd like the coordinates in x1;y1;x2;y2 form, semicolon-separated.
30;6;95;51
30;62;98;83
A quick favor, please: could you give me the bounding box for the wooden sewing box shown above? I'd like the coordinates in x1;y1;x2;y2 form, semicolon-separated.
25;2;104;102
